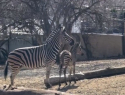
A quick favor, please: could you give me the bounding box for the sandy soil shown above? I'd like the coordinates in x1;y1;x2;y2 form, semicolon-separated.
0;59;125;95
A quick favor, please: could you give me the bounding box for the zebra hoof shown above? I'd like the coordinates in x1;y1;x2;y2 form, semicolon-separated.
74;79;76;84
59;83;61;87
74;81;76;84
3;84;7;90
45;83;52;88
65;82;67;85
11;86;17;90
58;87;61;90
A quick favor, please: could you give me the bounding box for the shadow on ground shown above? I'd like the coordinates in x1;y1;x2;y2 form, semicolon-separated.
57;84;79;92
0;87;74;95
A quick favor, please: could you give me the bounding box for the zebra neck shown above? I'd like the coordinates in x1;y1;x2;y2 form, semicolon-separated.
51;39;60;54
70;46;78;55
46;36;61;54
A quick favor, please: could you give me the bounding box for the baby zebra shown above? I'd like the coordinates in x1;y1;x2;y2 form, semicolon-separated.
59;42;84;88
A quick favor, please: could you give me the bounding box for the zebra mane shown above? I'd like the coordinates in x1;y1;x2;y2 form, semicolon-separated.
44;29;59;44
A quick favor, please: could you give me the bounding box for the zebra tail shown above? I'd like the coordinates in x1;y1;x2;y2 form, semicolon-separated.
4;61;9;80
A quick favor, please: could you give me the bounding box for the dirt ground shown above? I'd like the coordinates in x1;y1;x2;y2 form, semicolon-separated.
0;59;125;95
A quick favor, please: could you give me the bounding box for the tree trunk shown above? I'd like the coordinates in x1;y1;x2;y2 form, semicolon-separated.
46;66;125;86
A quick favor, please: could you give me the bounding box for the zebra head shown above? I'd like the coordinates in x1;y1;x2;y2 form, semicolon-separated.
70;42;84;56
77;42;84;56
60;28;74;46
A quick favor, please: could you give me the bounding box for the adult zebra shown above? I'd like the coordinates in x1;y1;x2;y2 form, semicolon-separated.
4;27;74;90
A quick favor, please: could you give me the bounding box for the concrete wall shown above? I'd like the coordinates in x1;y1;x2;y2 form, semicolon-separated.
76;33;123;60
9;34;33;52
88;34;122;58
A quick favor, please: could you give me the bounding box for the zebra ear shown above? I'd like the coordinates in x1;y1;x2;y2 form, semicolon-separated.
61;26;66;33
79;42;81;46
63;26;65;30
58;24;64;32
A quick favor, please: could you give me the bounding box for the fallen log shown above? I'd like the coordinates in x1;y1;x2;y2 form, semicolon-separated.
45;66;125;86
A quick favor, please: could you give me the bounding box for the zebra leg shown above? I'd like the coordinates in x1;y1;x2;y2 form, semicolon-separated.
73;64;76;84
45;65;52;88
64;67;67;85
59;65;62;88
6;66;21;90
69;66;72;85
